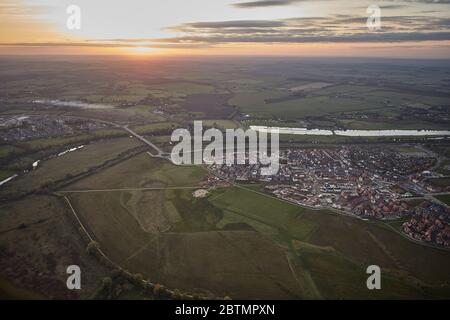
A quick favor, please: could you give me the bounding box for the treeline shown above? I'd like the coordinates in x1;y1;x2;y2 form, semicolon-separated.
85;240;228;300
63;198;229;301
0;145;147;203
0;131;130;173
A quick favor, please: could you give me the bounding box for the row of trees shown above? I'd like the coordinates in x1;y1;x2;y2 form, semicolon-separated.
86;240;229;300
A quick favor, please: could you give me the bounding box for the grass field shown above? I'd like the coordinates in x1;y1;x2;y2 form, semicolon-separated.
209;187;450;299
437;160;450;175
340;119;450;130
44;148;450;299
0;277;46;300
3;126;450;299
67;154;205;190
71;187;303;298
230;88;383;119
427;178;450;189
0;145;24;159
131;122;178;135
228;82;449;132
124;105;167;121
22;128;130;152
0;195;107;299
202;120;239;129
150;82;215;98
435;194;450;206
65;155;303;298
211;187;317;241
0;170;14;181
61;152;450;299
3;137;143;195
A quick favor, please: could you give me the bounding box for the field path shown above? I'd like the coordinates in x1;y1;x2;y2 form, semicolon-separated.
58;186;199;193
216;231;303;299
62;195;118;267
122;235;159;263
366;230;404;270
285;252;323;300
123;125;164;157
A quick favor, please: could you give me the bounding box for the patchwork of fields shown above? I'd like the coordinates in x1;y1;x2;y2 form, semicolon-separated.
63;154;303;298
4;140;443;299
1;58;449;300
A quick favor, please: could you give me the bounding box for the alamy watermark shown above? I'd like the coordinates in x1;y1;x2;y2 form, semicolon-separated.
170;121;280;175
66;5;81;30
66;265;81;290
366;265;381;290
367;4;381;31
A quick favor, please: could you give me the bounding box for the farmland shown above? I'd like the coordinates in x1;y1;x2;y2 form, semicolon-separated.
436;194;450;206
1;137;144;197
44;151;450;299
0;195;108;299
209;187;450;299
1;57;450;300
62;155;303;298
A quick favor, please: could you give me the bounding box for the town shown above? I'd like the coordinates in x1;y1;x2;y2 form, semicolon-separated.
207;145;450;248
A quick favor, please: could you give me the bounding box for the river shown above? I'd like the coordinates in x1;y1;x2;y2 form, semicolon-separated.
250;126;450;137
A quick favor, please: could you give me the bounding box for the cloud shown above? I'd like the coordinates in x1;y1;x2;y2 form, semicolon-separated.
232;0;306;8
154;32;450;44
154;14;450;45
232;0;450;8
169;20;285;31
405;0;450;3
1;3;449;51
62;14;450;48
0;0;47;17
0;42;211;49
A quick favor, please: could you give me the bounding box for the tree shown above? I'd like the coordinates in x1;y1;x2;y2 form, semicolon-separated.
102;277;113;290
111;269;123;279
171;289;181;300
86;240;99;255
133;273;143;285
153;283;165;298
39;179;55;193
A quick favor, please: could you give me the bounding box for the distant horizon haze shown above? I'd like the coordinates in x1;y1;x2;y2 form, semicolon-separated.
0;0;449;58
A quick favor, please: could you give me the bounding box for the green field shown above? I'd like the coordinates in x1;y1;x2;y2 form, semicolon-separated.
209;187;450;299
22;129;131;152
231;88;383;119
65;155;302;298
2;138;143;195
0;195;107;299
131;122;178;135
148;82;215;98
2;58;450;299
0;170;14;181
211;186;317;241
0;145;24;159
340;119;450;130
202;120;239;129
0;277;46;300
428;178;450;189
56;153;450;299
435;194;450;206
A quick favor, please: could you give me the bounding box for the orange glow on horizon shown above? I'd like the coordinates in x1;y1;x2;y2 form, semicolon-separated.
1;41;449;59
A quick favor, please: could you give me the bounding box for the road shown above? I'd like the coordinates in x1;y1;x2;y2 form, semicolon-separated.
12;113;167;159
122;125;165;157
56;186;200;194
16;112;449;252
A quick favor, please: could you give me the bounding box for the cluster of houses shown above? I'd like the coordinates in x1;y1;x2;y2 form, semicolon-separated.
403;202;450;248
208;146;450;247
0;115;110;142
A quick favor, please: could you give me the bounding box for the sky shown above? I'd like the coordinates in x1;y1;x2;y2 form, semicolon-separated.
0;0;449;58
